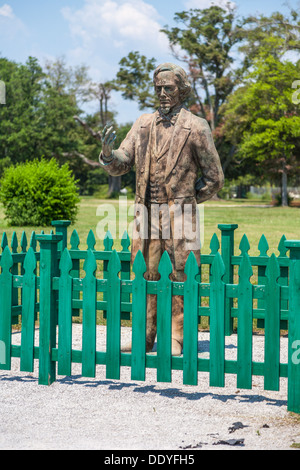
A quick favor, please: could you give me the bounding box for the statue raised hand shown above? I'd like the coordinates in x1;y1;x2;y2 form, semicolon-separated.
101;125;116;162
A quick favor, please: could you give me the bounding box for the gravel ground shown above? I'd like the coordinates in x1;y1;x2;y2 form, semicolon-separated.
0;325;299;450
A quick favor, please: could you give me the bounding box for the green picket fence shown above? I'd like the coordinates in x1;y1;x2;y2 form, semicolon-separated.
0;220;300;414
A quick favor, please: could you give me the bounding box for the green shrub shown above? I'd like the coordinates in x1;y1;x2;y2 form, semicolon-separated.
0;158;80;226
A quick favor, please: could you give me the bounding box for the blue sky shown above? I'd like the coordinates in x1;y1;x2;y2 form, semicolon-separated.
0;0;299;124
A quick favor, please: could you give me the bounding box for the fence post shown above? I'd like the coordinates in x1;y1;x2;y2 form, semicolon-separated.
218;224;238;336
51;220;71;253
36;234;62;385
285;240;300;413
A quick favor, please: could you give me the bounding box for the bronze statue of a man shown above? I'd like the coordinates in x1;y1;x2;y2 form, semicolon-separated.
99;63;224;355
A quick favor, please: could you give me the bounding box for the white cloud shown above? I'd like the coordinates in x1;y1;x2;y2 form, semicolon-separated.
61;0;169;54
0;3;28;40
183;0;236;10
61;0;175;123
0;4;14;18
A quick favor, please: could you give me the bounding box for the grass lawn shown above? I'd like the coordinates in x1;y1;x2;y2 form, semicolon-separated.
203;200;300;256
0;196;299;256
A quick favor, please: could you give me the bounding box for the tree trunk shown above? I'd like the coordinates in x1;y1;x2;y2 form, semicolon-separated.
108;175;121;196
281;157;288;207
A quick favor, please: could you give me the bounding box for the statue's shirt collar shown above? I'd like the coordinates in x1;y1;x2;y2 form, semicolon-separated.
156;104;186;126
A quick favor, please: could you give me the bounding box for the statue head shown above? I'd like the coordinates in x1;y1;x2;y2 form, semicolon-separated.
153;63;192;114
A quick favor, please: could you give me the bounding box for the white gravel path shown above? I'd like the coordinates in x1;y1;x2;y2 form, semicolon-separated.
0;325;299;450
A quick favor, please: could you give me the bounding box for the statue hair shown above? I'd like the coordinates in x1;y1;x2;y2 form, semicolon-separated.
153;63;192;101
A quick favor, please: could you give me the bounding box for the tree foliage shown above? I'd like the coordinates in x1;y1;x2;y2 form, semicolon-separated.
223;44;300;205
0;55;112;195
0;56;44;165
111;51;158;110
239;9;300;67
161;5;244;130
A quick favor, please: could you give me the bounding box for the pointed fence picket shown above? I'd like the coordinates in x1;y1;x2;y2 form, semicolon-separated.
20;248;37;373
156;252;173;383
264;254;281;391
58;249;73;377
183;252;199;386
82;249;97;378
106;250;121;380
0;247;13;370
69;229;80;317
209;252;226;387
0;221;300;414
1;229;39;326
131;250;147;381
237;254;253;390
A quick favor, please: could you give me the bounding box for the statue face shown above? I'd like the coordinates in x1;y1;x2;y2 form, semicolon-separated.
154;71;181;114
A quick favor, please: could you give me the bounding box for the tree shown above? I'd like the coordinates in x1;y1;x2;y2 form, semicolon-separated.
73;79;124;196
0;56;45;165
42;57;91;161
0;55;104;194
223;48;300;206
220;7;300;203
161;5;244;130
111;51;158;110
44;56;90;104
238;8;300;70
42;58;108;194
0;56;88;165
89;81;114;128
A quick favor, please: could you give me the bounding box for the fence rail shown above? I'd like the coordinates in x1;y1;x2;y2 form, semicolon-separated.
0;220;300;414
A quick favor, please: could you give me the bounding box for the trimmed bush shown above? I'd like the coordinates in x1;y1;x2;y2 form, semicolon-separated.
0;158;80;226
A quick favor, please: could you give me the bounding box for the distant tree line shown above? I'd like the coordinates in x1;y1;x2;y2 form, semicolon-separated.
0;5;299;205
0;55;133;196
